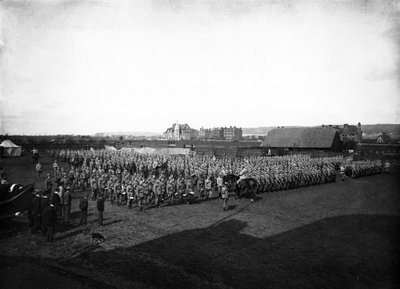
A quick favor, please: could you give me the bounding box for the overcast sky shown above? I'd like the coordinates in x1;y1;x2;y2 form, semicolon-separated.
0;0;399;135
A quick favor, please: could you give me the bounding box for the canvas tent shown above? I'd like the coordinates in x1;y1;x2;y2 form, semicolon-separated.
104;145;118;151
0;140;22;157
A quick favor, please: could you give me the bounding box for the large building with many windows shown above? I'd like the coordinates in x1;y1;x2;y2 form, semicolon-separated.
164;123;198;140
197;126;242;140
199;127;212;139
223;126;242;141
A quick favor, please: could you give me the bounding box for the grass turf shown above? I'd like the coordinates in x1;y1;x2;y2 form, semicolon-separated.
0;153;399;289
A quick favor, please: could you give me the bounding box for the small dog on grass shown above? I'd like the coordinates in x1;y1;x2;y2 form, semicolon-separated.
90;231;105;242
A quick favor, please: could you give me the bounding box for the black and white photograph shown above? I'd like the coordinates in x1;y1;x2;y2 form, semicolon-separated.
0;0;399;288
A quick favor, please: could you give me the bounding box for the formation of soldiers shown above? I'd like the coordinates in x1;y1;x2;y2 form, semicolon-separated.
342;160;383;179
47;149;385;211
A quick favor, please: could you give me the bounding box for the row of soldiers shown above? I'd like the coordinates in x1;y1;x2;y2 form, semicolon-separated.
49;150;342;183
341;160;385;179
46;149;375;211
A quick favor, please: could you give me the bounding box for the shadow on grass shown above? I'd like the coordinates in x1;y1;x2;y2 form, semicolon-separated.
0;218;28;240
102;219;122;227
57;227;86;241
60;214;400;289
226;204;238;210
69;210;94;221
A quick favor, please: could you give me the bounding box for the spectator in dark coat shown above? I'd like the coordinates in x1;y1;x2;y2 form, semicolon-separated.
44;174;53;194
50;189;61;217
96;196;105;227
40;194;50;236
79;195;88;225
45;203;58;242
63;187;72;222
30;191;42;233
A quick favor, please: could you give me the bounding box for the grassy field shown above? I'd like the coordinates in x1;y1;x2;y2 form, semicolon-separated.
0;153;399;289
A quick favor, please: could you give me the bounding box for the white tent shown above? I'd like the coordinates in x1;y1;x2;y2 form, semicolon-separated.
0;140;22;157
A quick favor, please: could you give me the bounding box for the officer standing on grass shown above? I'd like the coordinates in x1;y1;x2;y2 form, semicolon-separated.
79;195;88;225
221;182;229;211
44;173;53;194
205;176;212;200
45;202;58;242
63;187;72;222
97;195;105;227
30;190;42;233
40;193;49;236
36;162;43;179
217;174;223;198
384;160;390;174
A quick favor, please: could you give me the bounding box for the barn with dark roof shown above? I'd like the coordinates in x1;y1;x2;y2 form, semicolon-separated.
261;127;343;154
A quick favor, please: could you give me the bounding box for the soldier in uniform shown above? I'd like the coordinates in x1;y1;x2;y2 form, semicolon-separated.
45;173;53;194
80;170;88;191
36;162;43;179
160;177;167;205
153;179;161;207
143;180;151;208
340;164;346;181
50;189;61;218
128;186;135;209
221;183;229;211
40;193;50;236
96;196;105;227
45;202;58;242
167;176;175;206
185;175;194;204
63;187;72;223
136;181;144;212
205;176;212;200
30;190;42;233
112;181;121;204
53;160;59;178
384;160;390;174
90;176;98;201
177;177;186;204
216;174;223;198
79;195;88;225
197;175;205;200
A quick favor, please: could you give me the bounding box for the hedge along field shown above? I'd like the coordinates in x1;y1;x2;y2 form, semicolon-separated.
0;153;399;289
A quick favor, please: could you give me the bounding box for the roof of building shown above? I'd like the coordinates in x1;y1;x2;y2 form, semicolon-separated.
377;133;391;142
180;123;191;130
261;127;339;148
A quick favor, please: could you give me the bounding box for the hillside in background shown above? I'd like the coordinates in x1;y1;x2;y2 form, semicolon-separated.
361;124;400;135
95;131;161;137
242;126;303;135
243;124;400;136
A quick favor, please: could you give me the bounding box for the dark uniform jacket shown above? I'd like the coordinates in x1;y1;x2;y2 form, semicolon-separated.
50;192;61;209
31;195;42;216
96;198;104;212
79;198;88;211
45;205;58;227
40;196;50;212
63;190;72;205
